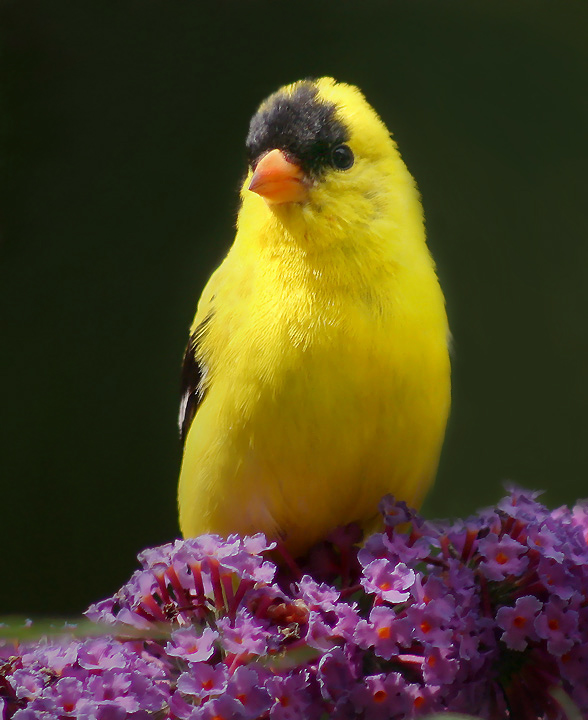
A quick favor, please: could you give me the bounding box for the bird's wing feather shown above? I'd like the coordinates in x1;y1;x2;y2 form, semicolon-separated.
179;256;235;444
178;304;214;445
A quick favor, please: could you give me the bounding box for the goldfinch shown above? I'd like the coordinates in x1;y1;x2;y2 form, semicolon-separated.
178;78;450;556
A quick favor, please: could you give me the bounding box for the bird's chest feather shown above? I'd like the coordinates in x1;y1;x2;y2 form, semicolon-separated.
209;261;426;433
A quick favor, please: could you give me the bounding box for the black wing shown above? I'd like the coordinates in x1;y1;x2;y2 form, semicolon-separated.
178;313;212;445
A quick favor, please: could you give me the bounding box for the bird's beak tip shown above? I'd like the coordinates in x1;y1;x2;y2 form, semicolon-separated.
248;149;309;205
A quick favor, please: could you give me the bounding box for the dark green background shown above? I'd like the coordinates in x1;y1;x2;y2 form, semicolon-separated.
2;1;587;616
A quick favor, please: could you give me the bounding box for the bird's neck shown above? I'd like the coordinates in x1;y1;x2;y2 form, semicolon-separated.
234;192;431;292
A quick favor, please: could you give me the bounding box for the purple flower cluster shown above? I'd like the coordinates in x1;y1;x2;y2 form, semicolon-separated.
2;488;588;719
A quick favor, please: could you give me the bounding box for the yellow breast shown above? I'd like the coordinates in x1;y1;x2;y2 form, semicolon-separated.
178;193;450;555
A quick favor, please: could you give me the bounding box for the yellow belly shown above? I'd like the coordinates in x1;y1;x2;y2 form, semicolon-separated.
178;288;450;556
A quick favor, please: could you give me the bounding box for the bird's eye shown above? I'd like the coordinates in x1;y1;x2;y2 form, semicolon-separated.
331;144;354;171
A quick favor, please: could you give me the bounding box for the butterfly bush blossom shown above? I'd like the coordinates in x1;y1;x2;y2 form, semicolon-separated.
2;488;588;719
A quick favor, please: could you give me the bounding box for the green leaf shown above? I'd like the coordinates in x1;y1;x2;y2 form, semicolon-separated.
550;686;583;720
0;616;171;642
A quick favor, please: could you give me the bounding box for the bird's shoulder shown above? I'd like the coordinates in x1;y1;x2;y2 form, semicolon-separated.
178;263;225;444
178;247;261;443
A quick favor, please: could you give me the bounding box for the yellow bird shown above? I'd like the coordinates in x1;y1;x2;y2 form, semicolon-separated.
178;78;450;557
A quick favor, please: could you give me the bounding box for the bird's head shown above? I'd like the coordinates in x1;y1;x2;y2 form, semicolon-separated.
241;77;421;246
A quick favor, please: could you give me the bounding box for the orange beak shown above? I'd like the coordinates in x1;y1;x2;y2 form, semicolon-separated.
248;149;309;205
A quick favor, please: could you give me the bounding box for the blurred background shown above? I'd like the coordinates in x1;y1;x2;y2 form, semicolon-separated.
1;0;587;616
